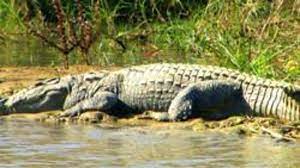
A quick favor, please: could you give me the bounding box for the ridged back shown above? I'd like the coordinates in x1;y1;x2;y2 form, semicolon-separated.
117;63;299;120
120;63;293;88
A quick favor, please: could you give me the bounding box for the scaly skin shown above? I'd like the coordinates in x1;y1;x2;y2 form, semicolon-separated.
0;63;299;121
0;71;108;114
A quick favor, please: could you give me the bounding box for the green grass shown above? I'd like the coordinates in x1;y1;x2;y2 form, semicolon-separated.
0;0;299;82
0;0;25;32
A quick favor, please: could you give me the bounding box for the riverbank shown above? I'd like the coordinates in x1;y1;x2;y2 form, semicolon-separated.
2;110;300;142
0;66;299;142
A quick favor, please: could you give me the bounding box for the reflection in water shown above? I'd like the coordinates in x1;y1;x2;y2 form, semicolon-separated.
0;37;61;66
0;36;191;66
0;120;299;168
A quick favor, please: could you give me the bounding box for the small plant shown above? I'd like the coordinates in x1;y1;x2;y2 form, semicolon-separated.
24;0;100;68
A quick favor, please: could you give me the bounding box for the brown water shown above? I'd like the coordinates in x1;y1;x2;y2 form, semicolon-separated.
0;36;139;66
0;36;70;66
0;36;191;66
0;120;299;168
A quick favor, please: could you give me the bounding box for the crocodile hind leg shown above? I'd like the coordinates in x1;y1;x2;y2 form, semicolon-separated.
60;91;119;117
148;80;248;121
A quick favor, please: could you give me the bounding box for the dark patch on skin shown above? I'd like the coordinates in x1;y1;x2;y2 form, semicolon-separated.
0;97;8;114
284;86;300;103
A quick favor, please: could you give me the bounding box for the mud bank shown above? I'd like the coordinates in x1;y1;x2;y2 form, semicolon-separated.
1;111;299;142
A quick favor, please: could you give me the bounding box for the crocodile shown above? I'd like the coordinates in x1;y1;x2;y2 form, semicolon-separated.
0;63;299;121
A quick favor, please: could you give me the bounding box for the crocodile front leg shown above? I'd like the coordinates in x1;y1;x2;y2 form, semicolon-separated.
60;91;119;117
148;80;250;121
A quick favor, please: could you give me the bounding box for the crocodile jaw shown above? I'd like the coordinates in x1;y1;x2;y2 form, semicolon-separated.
3;78;69;113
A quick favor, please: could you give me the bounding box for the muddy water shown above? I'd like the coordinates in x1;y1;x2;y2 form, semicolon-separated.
0;120;299;168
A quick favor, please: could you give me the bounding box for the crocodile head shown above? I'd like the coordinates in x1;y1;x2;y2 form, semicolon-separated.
3;77;70;113
1;71;109;114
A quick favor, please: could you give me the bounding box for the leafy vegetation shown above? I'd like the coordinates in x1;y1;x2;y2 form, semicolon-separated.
0;0;299;81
